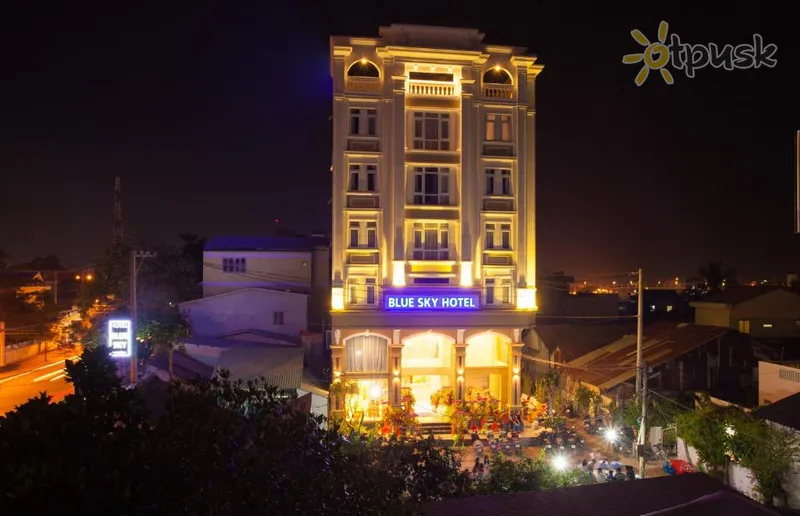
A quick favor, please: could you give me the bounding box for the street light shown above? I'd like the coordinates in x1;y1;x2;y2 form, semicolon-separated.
551;455;569;471
604;428;619;443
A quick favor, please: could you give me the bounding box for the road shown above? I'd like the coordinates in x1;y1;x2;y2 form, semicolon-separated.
0;349;81;415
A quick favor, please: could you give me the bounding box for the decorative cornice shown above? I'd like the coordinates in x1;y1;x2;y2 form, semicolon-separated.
380;46;485;63
333;46;353;58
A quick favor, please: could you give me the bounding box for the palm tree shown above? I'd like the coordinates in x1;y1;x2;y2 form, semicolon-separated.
698;260;738;293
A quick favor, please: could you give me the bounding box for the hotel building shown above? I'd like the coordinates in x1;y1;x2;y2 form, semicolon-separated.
329;25;543;420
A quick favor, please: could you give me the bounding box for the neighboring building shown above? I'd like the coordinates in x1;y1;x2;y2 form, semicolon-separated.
565;321;757;405
691;287;800;339
524;322;634;376
181;288;308;340
758;361;800;405
147;343;329;422
200;235;330;332
621;289;692;321
328;25;542;419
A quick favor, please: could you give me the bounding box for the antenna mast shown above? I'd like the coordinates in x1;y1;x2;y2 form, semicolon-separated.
113;176;124;244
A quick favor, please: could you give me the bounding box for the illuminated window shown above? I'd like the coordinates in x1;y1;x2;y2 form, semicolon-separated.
465;333;510;367
412;223;449;260
347;276;378;306
501;170;511;195
485;114;512;142
345;335;388;372
484;223;511;250
349;164;377;192
347;60;380;78
413;167;450;205
485;277;513;305
412;112;450;150
348;221;378;249
500;224;511;249
483;68;512;85
738;320;751;334
350;108;377;136
484;223;495;249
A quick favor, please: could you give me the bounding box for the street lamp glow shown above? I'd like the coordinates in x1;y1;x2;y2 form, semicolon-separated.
604;428;619;442
551;455;568;471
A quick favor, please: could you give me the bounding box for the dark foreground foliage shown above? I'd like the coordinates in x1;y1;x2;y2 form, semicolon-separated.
0;347;590;515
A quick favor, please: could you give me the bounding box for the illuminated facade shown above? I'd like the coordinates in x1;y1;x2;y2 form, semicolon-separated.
329;25;542;420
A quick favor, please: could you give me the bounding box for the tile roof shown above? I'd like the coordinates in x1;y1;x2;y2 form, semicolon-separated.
694;286;785;306
565;322;730;390
424;473;779;516
753;391;800;431
204;235;328;252
217;346;305;390
533;323;635;362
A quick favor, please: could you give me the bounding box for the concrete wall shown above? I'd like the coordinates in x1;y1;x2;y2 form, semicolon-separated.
678;434;800;509
181;288;308;337
2;340;59;366
203;250;314;297
694;304;731;328
758;361;800;405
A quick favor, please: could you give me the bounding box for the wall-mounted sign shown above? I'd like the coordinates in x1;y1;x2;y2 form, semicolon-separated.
383;291;481;311
108;319;132;358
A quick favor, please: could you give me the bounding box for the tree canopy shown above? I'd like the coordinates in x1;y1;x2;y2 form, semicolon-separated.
0;346;593;515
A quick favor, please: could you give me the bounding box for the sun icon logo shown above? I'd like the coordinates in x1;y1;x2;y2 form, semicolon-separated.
623;21;675;86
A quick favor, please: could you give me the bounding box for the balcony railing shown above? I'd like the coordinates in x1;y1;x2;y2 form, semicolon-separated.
483;84;514;100
347;77;381;94
407;81;455;97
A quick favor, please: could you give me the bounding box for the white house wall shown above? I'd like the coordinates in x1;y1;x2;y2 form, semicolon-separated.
203;250;314;297
180;288;308;337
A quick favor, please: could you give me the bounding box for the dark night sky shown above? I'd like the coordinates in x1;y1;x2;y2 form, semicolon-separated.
1;1;798;282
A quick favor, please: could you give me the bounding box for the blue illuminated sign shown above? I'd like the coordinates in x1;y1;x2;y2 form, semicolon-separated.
383;291;481;311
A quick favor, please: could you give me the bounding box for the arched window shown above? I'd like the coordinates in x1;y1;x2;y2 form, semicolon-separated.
345;334;388;372
402;333;453;369
347;60;380;78
465;333;509;367
483;67;512;85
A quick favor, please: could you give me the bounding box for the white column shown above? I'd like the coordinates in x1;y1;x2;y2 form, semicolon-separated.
391;74;406;261
331;56;348;287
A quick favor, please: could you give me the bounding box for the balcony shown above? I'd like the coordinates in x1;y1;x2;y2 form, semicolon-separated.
407;80;456;97
346;76;381;94
483;84;514;100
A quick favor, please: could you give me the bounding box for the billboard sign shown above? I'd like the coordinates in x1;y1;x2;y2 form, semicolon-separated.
108;319;132;358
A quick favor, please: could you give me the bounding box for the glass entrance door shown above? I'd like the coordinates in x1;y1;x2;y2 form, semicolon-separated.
404;375;450;416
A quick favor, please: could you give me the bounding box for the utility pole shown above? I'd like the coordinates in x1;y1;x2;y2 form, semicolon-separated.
635;268;644;398
53;271;58;306
639;362;648;479
130;250;156;383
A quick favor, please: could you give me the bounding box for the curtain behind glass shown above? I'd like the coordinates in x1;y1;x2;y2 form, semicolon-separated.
345;335;388;372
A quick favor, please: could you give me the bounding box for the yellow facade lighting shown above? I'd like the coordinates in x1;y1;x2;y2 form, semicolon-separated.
392;261;406;287
331;287;344;311
516;287;537;311
459;262;472;287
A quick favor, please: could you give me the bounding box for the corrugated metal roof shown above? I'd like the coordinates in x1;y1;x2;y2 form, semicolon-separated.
424;473;767;516
565;322;730;390
217;346;305;390
204;235;328;252
753;391;800;431
533;323;635;363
